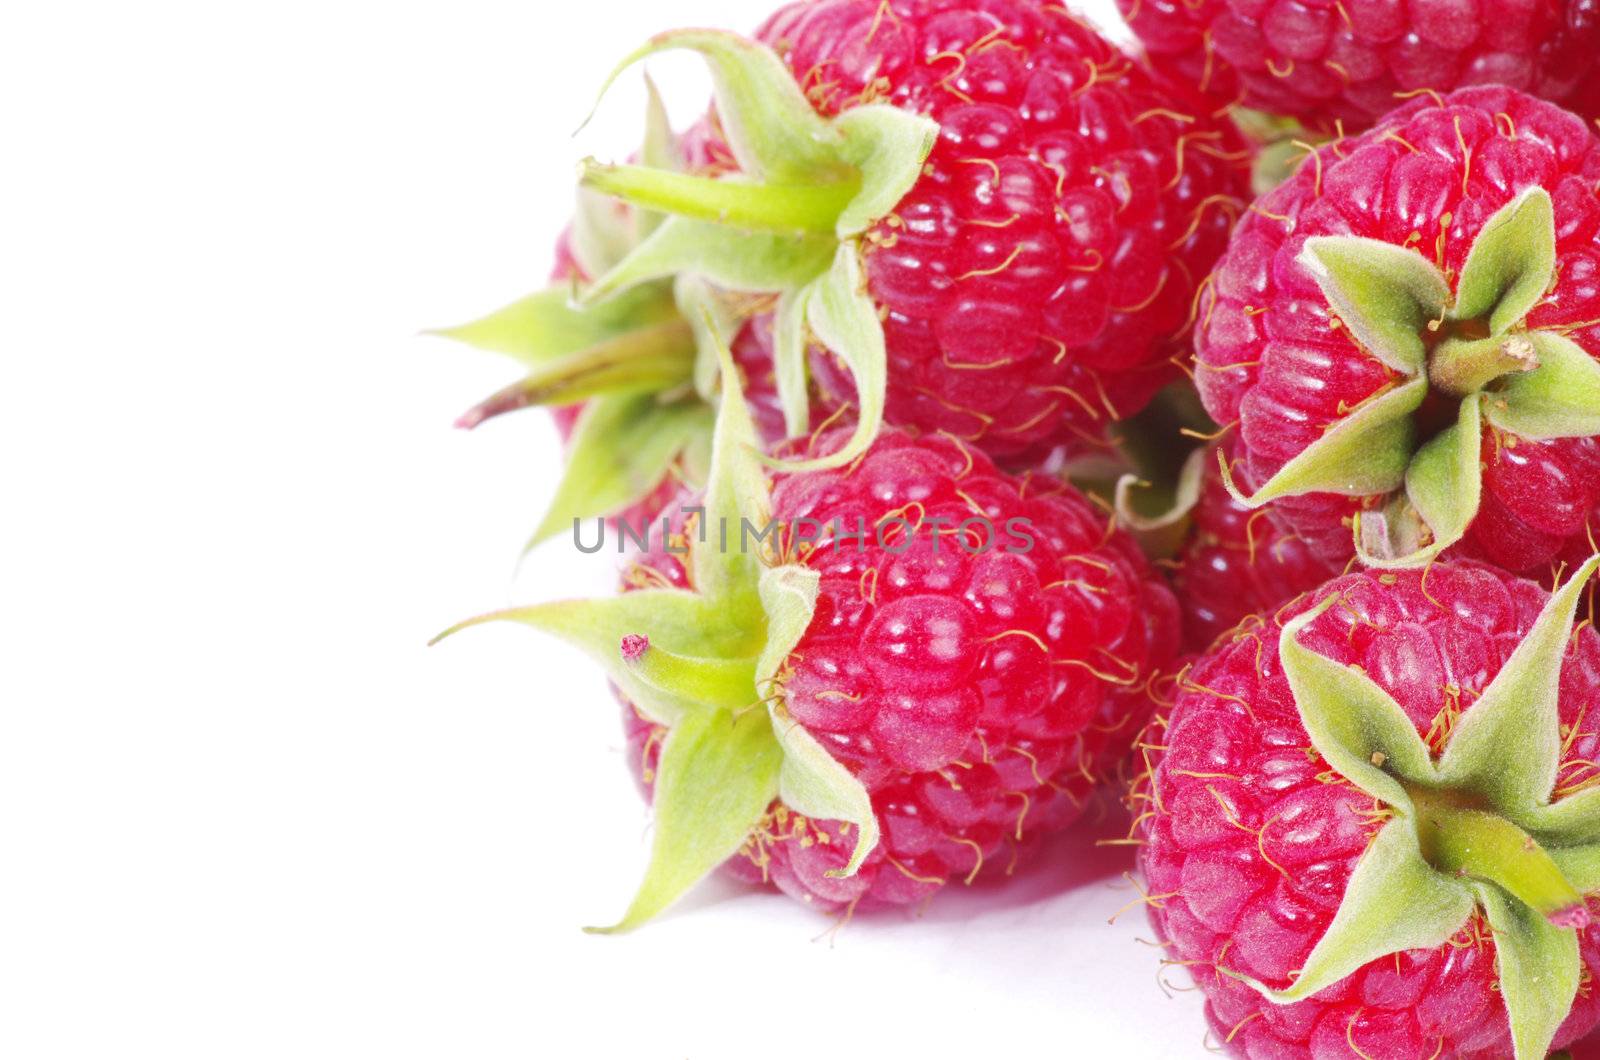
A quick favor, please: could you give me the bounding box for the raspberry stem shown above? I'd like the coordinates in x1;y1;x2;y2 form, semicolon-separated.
1428;333;1540;396
580;159;859;235
1411;786;1589;928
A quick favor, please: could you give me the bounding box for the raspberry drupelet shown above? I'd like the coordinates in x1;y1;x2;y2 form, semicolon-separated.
1118;0;1600;133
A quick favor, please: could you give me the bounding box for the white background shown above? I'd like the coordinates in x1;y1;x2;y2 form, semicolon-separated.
2;2;1430;1057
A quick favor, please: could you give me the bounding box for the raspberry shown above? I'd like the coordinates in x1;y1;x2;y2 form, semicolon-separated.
1174;441;1342;651
1136;561;1600;1058
615;426;1179;913
576;0;1251;468
1194;86;1600;574
1119;0;1600;133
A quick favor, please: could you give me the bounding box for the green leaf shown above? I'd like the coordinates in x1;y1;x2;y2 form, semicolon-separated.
1526;786;1600;847
1488;331;1600;440
1231;818;1475;1001
774;246;887;472
1224;377;1425;507
1298;236;1449;375
581;215;834;306
772;285;813;438
587;29;843;183
580;161;858;235
1437;555;1600;810
1475;881;1583;1060
690;325;772;612
1452;187;1556;335
431;284;678;367
1278;594;1437;810
429;589;743;726
528;394;713;547
1356;394;1482;568
832;104;940;238
1551;844;1600;894
635;74;681;243
589;706;782;933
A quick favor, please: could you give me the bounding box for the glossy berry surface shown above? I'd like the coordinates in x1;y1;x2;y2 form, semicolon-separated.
1195;86;1600;575
1174;442;1342;652
746;0;1251;463
621;428;1178;911
1119;0;1600;132
1137;562;1600;1058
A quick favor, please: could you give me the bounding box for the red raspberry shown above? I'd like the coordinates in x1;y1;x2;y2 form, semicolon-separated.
1195;86;1600;575
1137;562;1600;1058
1119;0;1600;132
579;0;1251;467
614;427;1178;913
1174;441;1343;651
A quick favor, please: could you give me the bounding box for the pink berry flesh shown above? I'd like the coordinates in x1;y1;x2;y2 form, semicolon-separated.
1119;0;1600;132
621;427;1179;911
1136;562;1600;1058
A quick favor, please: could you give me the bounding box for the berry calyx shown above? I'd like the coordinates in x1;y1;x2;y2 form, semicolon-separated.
1198;87;1600;573
1140;557;1600;1059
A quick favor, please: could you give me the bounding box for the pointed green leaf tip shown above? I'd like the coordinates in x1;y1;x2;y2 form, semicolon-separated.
577;28;936;472
1245;557;1600;1059
1238;186;1600;567
432;329;882;930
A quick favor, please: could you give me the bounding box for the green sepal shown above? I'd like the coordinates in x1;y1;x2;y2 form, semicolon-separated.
1355;394;1482;568
1222;377;1424;506
527;394;713;547
772;286;812;437
587;705;782;934
1525;785;1600;847
1452;187;1556;334
831;104;940;238
675;274;738;403
1489;331;1600;440
428;590;747;726
457;319;696;428
1297;236;1449;374
1476;882;1583;1060
770;246;887;472
1228;818;1475;1001
432;284;677;367
1437;555;1599;809
581;215;836;307
1551;845;1600;894
691;324;772;609
1278;594;1437;810
760;558;877;876
579;161;858;235
1113;447;1210;564
586;29;845;184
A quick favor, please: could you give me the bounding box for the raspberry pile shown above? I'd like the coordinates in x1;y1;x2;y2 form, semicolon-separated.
435;1;1600;1054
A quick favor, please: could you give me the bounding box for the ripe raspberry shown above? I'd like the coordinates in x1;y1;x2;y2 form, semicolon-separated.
576;0;1251;467
1174;441;1342;651
440;356;1178;925
1195;86;1600;574
1136;560;1600;1059
1119;0;1600;133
